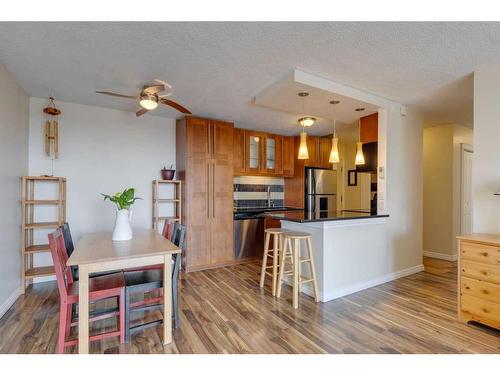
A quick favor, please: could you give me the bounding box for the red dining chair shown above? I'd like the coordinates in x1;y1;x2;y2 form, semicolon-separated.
162;219;175;239
48;228;126;353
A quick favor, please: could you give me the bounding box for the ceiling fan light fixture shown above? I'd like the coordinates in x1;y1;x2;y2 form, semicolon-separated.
140;94;158;110
298;116;316;127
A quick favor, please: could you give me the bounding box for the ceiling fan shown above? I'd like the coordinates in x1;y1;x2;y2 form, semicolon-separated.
96;79;192;117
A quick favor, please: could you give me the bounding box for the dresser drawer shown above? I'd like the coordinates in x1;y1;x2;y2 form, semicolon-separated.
461;294;500;328
461;276;500;303
461;241;500;265
460;260;500;284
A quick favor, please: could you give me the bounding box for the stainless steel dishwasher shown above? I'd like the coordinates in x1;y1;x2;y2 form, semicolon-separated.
233;217;264;260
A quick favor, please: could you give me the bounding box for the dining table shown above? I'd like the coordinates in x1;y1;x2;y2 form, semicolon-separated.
67;229;181;354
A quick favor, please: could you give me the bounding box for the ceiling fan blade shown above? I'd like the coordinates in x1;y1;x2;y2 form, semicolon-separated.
143;84;164;95
157;92;173;98
96;91;137;99
154;78;172;89
136;108;148;117
160;98;192;114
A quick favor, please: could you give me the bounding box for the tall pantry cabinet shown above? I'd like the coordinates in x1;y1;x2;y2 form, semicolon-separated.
176;116;234;272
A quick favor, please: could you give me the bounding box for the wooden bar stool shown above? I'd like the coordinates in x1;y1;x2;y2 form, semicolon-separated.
276;231;319;309
260;228;289;296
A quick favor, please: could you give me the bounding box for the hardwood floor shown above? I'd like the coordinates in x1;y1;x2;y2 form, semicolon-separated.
0;257;499;354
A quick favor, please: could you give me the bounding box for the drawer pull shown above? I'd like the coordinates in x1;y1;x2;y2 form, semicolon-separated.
482;252;489;257
482;289;489;295
482;308;489;313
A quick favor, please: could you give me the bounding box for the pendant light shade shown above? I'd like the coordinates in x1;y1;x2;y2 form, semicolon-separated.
328;111;340;163
298;131;309;159
329;137;340;163
354;117;365;165
355;142;365;165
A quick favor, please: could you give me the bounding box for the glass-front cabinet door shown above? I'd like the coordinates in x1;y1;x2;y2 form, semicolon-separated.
264;135;282;174
245;131;263;173
266;137;275;170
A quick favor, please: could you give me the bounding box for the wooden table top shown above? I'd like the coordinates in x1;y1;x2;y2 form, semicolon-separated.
457;232;500;246
67;229;181;266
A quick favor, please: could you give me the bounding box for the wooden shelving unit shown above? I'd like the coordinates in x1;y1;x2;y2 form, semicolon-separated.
152;180;181;231
21;176;66;293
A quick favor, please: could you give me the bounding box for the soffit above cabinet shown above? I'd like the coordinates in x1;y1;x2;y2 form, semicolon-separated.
254;70;378;136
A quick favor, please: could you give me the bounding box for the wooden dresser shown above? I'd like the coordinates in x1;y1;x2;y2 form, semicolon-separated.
457;233;500;329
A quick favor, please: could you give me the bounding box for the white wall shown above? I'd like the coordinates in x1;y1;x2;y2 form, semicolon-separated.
423;125;454;258
423;124;472;260
472;65;500;233
385;106;423;271
0;65;29;317
28;98;176;280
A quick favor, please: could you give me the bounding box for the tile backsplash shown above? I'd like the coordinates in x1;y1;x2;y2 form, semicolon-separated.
234;176;284;209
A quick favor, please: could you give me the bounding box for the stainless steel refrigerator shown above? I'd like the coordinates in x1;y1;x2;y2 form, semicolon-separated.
305;167;337;212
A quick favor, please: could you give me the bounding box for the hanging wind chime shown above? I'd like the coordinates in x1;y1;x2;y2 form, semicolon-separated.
43;97;61;176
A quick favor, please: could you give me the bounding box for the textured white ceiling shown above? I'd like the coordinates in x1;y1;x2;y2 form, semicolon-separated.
0;22;497;134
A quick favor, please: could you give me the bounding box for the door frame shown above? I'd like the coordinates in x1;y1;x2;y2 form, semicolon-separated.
460;143;474;234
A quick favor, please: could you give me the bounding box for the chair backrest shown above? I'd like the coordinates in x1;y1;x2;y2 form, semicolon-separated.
172;224;186;280
48;228;73;300
172;223;186;251
161;220;174;239
61;222;78;280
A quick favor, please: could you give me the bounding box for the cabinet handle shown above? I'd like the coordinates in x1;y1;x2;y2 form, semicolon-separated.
212;162;216;218
207;163;211;219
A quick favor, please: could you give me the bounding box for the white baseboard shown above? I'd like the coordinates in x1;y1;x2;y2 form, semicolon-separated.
0;287;20;320
287;264;425;302
423;251;457;262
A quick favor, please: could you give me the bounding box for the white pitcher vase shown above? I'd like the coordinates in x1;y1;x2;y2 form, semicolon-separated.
112;209;133;241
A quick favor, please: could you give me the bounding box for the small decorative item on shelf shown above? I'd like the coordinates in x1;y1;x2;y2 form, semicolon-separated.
101;188;142;241
161;165;175;180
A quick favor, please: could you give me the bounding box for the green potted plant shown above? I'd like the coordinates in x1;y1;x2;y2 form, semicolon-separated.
101;188;142;241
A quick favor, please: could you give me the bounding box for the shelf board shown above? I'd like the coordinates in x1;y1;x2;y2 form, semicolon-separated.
24;176;65;181
156;216;180;221
25;244;51;253
24;200;62;205
154;180;181;184
24;221;59;229
154;199;180;203
25;266;55;278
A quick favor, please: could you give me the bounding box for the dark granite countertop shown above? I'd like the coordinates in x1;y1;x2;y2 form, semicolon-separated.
264;209;389;223
233;207;304;220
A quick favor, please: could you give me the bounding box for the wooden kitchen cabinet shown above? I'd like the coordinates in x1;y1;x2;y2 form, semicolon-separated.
282;136;295;177
360;113;378;143
177;116;234;272
240;130;284;176
233;128;245;174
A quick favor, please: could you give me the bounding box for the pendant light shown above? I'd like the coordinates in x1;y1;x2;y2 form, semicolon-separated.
355;116;365;165
297;92;313;160
298;128;309;159
329;100;340;163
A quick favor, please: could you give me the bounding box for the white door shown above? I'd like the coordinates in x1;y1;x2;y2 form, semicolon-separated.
461;145;473;234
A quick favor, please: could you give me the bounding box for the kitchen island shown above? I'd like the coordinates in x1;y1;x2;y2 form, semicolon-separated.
265;210;422;303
